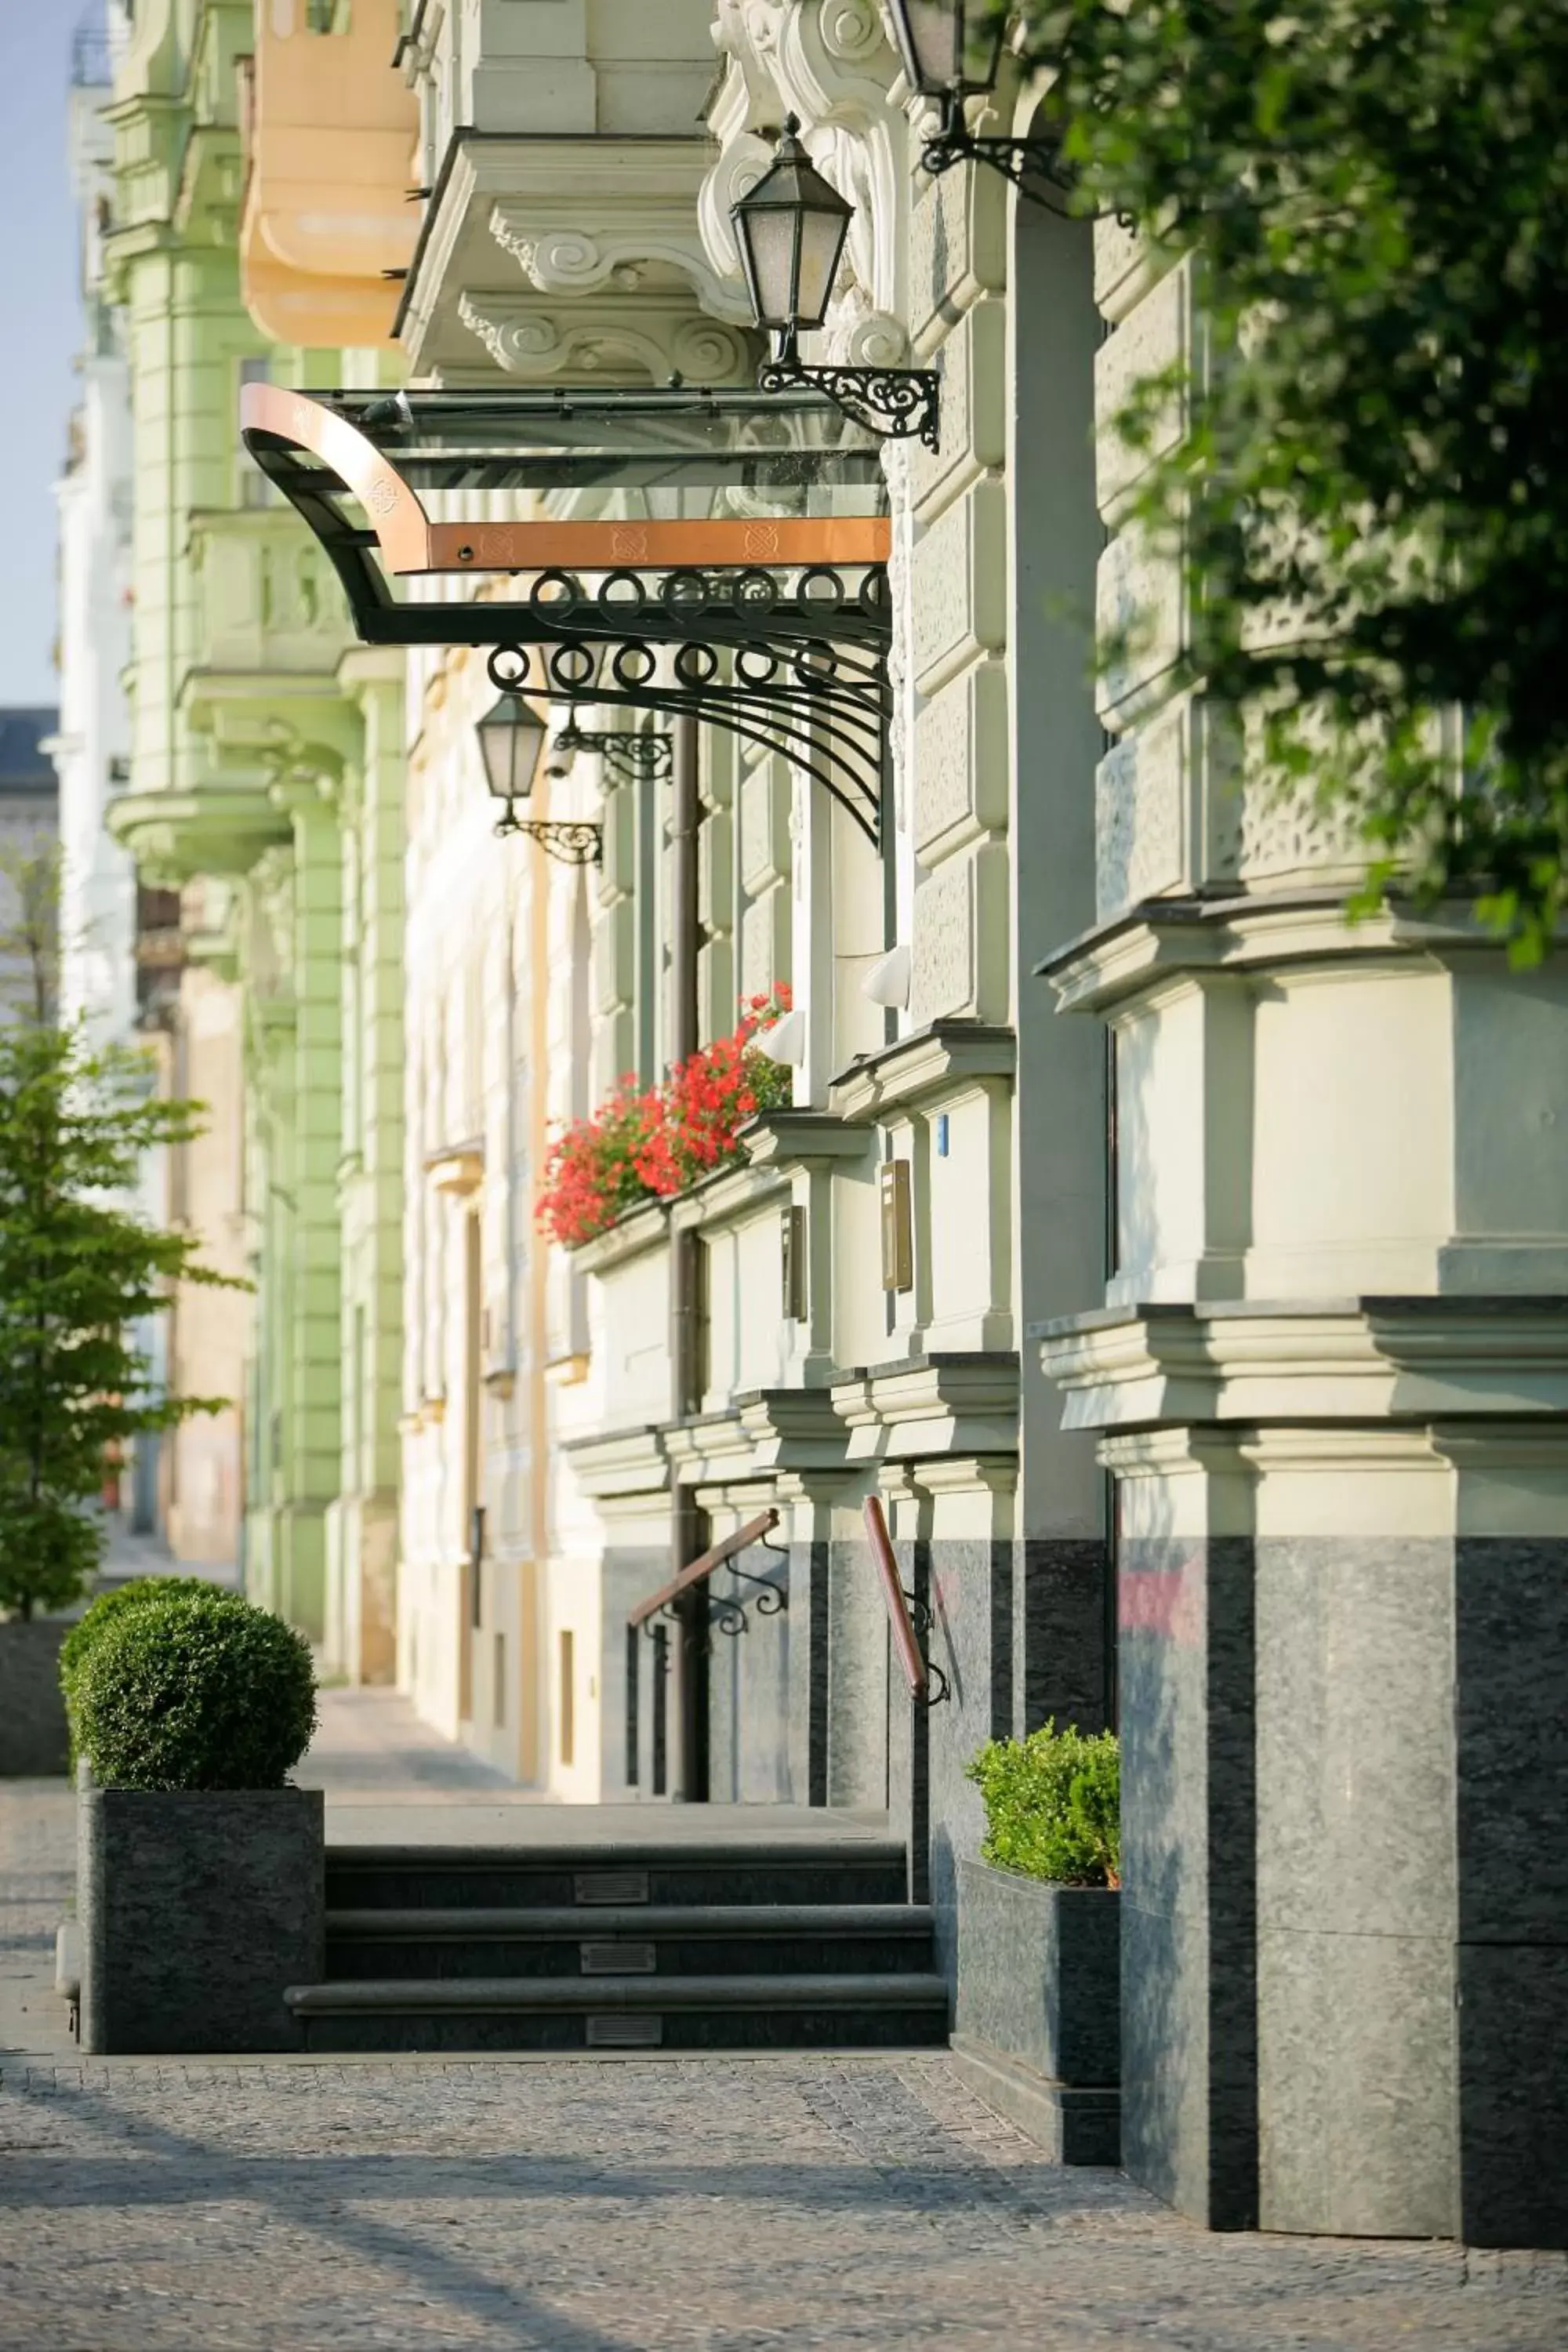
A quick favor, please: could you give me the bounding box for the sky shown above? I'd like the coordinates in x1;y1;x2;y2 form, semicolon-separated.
0;6;89;711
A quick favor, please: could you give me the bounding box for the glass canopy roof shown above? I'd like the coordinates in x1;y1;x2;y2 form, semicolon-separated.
240;383;893;651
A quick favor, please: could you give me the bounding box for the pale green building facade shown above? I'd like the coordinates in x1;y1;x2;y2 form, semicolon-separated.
103;0;407;1672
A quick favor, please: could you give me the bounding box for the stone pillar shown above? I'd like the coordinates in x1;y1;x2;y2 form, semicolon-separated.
270;774;344;1648
1040;945;1568;2245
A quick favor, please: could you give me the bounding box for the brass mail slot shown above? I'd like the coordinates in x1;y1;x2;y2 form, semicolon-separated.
880;1160;913;1294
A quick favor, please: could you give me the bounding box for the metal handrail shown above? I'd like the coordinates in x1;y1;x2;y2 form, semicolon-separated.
862;1494;929;1702
627;1508;781;1629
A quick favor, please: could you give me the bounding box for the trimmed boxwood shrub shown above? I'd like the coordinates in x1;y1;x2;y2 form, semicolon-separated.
966;1720;1120;1889
72;1585;318;1792
59;1577;207;1719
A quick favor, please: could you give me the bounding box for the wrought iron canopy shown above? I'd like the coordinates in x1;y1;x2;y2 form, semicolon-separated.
241;383;894;844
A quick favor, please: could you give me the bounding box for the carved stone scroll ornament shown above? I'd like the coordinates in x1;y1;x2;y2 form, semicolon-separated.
456;294;753;387
488;205;754;328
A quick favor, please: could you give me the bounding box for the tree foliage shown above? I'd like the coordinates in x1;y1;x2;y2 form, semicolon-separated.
0;1022;242;1617
1003;0;1568;955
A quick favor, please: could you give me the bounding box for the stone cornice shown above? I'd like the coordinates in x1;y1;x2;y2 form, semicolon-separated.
668;1157;787;1238
742;1109;873;1172
561;1422;669;1504
107;789;290;884
664;1388;848;1487
570;1199;670;1279
1036;890;1523;1016
833;1351;1020;1464
1033;1297;1568;1430
828;1022;1016;1123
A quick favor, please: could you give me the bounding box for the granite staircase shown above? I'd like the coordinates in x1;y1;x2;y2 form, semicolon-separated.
286;1835;949;2053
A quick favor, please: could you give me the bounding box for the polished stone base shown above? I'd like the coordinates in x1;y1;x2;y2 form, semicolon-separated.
1120;1530;1568;2246
0;1621;71;1777
951;2034;1121;2164
79;1787;325;2053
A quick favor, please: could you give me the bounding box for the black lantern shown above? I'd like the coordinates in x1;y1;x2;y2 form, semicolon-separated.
731;116;853;362
884;0;1069;203
733;117;941;452
887;0;1004;103
476;696;602;863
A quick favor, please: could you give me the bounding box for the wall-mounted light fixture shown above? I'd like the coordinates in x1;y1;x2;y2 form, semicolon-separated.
732;118;941;452
885;0;1070;205
476;696;604;865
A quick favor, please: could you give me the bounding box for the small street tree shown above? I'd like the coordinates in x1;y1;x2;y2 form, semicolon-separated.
0;848;243;1618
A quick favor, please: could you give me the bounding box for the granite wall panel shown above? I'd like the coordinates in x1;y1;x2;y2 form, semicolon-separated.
707;1552;792;1805
1016;1537;1111;1738
1118;1535;1258;2230
926;1539;1013;1983
1454;1537;1568;1944
598;1545;669;1800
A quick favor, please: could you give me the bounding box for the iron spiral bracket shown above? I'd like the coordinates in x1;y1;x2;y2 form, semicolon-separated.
492;804;604;863
486;568;891;849
902;1587;952;1707
553;723;674;783
758;356;940;453
920;99;1135;227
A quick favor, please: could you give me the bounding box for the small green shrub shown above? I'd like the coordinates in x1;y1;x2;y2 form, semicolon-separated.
73;1585;318;1792
59;1577;206;1713
965;1720;1120;1888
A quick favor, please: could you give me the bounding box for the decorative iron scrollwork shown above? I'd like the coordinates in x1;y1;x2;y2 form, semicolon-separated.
486;569;889;846
902;1587;952;1708
491;809;604;864
759;358;941;454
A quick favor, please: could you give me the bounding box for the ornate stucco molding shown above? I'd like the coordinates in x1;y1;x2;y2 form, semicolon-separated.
456;293;753;387
489;206;753;328
702;0;913;363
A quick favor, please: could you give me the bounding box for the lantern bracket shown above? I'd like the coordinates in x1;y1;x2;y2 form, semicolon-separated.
492;809;604;864
758;353;941;453
551;723;675;784
917;89;1076;209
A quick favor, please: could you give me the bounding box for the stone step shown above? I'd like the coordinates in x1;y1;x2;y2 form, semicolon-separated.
324;1901;937;1981
285;1970;953;2054
325;1841;911;1915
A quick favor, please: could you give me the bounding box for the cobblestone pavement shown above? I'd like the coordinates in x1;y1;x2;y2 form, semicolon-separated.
6;1725;1566;2352
3;2053;1566;2352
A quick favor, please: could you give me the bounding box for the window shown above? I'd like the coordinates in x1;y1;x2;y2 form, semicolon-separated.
306;1;343;31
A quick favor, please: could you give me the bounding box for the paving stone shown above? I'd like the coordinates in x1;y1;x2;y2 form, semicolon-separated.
5;1749;1568;2350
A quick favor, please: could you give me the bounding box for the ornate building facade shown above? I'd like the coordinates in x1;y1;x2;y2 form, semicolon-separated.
82;0;1566;2247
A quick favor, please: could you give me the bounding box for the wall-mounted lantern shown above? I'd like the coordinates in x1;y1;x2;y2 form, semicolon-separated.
885;0;1069;204
476;696;603;864
732;117;941;452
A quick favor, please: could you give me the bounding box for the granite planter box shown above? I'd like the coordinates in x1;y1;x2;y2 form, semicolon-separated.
0;1620;72;1777
79;1787;325;2053
952;1857;1120;2163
